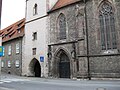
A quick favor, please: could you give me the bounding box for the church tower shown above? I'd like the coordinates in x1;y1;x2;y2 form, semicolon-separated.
23;0;48;77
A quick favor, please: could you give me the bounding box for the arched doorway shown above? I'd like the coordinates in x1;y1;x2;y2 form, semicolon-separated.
29;58;41;77
59;51;70;78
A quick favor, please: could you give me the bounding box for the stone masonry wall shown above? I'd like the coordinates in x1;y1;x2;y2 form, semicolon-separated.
87;0;120;78
48;0;120;78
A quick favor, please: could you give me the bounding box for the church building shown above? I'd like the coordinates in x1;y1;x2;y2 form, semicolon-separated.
23;0;120;79
48;0;120;79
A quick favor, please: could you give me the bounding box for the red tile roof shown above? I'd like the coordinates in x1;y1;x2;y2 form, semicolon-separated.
50;0;80;11
0;18;25;43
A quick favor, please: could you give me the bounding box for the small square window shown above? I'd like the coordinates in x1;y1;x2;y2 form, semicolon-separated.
32;48;36;55
33;32;37;40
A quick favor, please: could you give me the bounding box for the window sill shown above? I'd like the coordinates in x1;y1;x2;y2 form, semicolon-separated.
101;49;119;55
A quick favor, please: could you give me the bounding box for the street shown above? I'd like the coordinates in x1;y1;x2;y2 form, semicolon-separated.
0;74;120;90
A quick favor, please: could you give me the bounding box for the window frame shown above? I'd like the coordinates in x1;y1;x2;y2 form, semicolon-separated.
99;2;117;50
16;43;20;54
8;60;11;68
1;61;4;68
32;32;37;40
58;13;67;40
32;48;36;55
15;60;20;68
8;45;12;55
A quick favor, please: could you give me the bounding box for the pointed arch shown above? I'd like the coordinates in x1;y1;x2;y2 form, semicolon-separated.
57;13;67;40
54;48;71;78
98;1;117;50
54;47;71;60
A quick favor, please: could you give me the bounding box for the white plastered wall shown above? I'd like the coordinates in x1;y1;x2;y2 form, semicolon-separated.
22;0;48;77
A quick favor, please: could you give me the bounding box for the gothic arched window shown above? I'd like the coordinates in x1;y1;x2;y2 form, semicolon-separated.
58;14;67;40
99;2;117;50
33;4;37;15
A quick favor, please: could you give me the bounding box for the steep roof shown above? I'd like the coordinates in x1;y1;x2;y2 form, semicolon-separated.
50;0;80;12
0;18;25;43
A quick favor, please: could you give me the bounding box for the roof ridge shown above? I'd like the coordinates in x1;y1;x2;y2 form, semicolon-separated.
49;0;81;12
1;18;25;42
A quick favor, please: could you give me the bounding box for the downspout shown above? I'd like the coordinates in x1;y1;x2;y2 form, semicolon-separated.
83;0;91;80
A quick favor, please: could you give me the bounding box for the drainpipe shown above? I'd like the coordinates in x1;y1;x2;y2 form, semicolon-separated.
83;0;91;80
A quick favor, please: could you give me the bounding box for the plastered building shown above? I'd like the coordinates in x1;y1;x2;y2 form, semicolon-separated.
22;0;48;77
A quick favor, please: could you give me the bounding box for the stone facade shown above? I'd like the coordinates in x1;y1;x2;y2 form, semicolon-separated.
48;1;87;79
87;0;120;78
48;0;120;79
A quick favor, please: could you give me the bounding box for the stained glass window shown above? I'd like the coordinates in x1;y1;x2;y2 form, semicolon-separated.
99;2;117;50
58;14;67;40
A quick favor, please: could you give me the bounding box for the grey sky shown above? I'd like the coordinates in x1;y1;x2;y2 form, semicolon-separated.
1;0;25;29
1;0;57;29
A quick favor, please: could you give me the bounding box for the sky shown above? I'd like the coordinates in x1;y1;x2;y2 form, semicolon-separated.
1;0;26;29
1;0;57;29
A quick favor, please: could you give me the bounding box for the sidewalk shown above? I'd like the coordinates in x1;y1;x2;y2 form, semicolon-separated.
1;72;120;82
0;72;30;84
0;72;25;79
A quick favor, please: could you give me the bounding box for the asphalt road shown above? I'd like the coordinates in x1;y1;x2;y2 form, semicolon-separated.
0;74;120;90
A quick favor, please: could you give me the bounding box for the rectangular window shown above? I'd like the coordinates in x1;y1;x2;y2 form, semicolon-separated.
8;61;11;68
1;61;4;68
16;43;20;54
33;32;37;40
8;45;11;55
15;60;20;68
32;48;36;55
